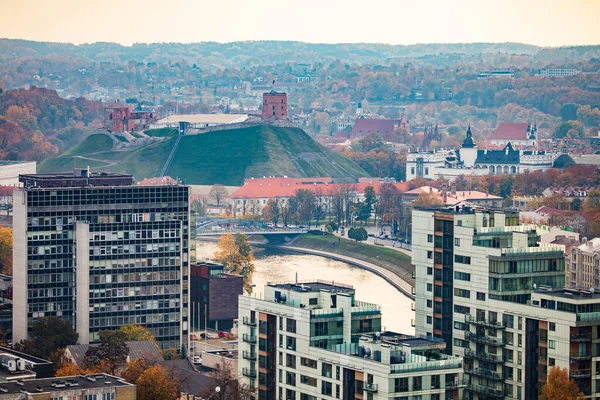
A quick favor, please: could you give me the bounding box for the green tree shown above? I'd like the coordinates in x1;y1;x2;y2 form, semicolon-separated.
215;233;255;293
560;103;580;121
350;227;368;242
119;325;155;342
15;317;79;359
84;330;128;375
552;121;585;139
357;186;376;223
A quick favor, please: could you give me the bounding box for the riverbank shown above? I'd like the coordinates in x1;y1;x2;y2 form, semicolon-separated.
197;233;415;299
289;234;414;287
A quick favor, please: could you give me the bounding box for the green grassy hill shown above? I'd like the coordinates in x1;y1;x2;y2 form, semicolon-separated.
38;125;368;185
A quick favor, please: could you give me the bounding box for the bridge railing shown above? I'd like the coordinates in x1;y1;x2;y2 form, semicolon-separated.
196;228;308;235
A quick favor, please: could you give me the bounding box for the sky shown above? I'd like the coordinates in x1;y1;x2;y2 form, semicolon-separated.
1;0;599;47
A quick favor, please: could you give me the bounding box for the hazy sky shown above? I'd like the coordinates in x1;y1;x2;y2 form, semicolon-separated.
1;0;599;47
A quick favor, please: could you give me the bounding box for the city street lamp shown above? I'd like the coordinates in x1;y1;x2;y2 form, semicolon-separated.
405;222;412;245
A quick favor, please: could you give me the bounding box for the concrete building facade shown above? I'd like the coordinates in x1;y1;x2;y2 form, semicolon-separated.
12;169;190;350
238;281;464;400
412;206;600;398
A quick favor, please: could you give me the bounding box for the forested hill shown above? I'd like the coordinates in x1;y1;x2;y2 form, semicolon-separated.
0;39;553;66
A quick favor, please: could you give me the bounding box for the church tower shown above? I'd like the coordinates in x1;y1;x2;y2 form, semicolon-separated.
460;125;478;168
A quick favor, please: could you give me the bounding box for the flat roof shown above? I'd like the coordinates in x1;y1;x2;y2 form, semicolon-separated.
268;280;355;294
0;374;132;395
156;114;248;125
535;287;600;300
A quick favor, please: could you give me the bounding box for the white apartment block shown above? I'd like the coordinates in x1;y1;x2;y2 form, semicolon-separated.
413;205;600;399
536;69;582;77
239;281;464;400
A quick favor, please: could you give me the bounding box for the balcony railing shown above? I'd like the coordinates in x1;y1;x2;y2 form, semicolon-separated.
467;384;504;398
242;334;257;343
363;383;378;393
570;369;592;379
570;353;591;362
242;351;257;361
464;348;503;363
242;368;257;378
465;368;503;381
571;333;591;343
465;314;505;329
243;317;257;326
465;332;505;346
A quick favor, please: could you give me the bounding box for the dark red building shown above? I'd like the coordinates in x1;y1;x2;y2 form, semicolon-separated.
190;262;243;331
261;90;288;120
103;104;154;133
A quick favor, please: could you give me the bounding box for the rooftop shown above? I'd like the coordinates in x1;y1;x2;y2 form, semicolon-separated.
156;114;248;125
577;238;600;253
67;341;162;367
490;122;531;141
267;280;355;295
535;287;600;301
0;374;132;395
19;169;134;189
137;176;179;186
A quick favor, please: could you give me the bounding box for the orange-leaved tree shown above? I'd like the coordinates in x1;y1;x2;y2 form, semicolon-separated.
136;365;179;400
539;366;585;400
0;227;12;275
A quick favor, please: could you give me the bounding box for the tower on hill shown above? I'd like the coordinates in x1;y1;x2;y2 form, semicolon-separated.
262;90;288;120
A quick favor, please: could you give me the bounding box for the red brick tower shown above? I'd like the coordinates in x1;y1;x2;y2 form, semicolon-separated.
261;90;288;120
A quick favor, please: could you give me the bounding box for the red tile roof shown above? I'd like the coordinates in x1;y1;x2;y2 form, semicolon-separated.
351;118;403;136
137;176;178;186
231;177;407;199
490;123;530;141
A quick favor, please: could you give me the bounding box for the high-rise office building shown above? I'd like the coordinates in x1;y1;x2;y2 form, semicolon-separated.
238;281;464;400
411;205;600;399
13;169;190;349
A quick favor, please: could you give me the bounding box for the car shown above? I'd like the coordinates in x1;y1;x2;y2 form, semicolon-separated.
199;333;214;339
368;233;375;237
218;331;228;338
193;356;202;364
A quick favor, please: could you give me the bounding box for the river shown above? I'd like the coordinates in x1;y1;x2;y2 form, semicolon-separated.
196;241;415;334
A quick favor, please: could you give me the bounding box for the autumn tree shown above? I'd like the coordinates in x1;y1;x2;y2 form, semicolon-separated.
121;358;152;384
15;316;78;359
262;198;280;225
191;197;207;216
200;360;254;400
214;233;255;293
378;183;403;234
55;362;87;377
136;365;179;400
210;184;229;206
295;189;316;226
0;227;12;275
119;324;155;342
413;190;444;207
539;366;585;400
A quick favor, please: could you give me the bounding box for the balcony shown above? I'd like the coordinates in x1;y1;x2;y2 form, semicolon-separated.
242;334;257;343
363;383;378;393
243;351;257;361
571;333;591;343
465;314;505;329
445;379;468;390
242;368;257;378
243;317;257;326
467;384;504;398
465;368;503;381
465;332;505;347
464;348;503;363
570;369;591;379
570;353;591;362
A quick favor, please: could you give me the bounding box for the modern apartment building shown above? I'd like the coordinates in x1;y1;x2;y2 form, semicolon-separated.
12;169;190;350
413;206;567;399
239;280;464;400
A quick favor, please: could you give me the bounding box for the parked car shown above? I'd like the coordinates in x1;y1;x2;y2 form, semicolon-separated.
199;333;214;339
193;356;202;364
218;331;227;338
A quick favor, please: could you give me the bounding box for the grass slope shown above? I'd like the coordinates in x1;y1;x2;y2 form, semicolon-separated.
144;128;177;137
291;233;414;286
165;125;367;185
39;125;367;185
